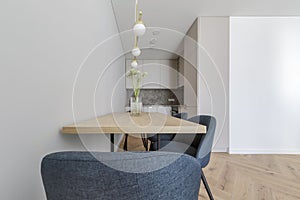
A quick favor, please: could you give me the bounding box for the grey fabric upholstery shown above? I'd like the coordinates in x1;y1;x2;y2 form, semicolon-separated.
148;113;188;142
41;151;202;200
151;115;216;199
173;112;188;120
150;140;197;155
151;115;216;168
189;115;216;168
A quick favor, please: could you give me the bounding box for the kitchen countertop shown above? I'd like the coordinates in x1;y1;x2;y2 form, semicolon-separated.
126;104;186;107
125;105;186;113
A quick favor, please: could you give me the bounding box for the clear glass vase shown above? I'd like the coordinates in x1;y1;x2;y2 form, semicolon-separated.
130;96;142;116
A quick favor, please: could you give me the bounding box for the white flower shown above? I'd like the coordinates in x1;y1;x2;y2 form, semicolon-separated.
142;72;148;77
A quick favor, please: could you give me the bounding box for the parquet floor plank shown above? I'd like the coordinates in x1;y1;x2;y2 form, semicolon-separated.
119;135;300;200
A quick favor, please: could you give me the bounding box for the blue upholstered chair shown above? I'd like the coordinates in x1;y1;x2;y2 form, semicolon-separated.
147;112;188;147
150;115;216;200
41;151;202;200
124;113;188;151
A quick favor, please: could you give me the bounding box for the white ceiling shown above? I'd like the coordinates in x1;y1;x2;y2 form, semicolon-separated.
111;0;300;59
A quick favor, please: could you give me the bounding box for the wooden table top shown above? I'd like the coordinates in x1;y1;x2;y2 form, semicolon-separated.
62;112;206;134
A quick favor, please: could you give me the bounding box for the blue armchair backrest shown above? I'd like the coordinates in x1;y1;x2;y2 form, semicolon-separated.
188;115;217;168
41;151;202;200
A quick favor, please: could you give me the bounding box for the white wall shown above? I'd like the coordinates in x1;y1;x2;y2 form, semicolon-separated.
198;17;229;152
112;0;300;61
230;17;300;154
0;0;125;199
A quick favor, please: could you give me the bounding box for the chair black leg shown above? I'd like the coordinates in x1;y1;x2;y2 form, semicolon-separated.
201;169;214;200
143;139;148;151
141;134;148;151
123;134;128;151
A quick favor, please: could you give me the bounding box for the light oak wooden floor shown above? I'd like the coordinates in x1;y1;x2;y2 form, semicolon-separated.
118;135;300;200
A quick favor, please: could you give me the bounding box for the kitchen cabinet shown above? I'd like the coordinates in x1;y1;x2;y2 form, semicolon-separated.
125;59;179;89
160;60;178;89
183;19;198;117
141;60;161;89
178;57;184;88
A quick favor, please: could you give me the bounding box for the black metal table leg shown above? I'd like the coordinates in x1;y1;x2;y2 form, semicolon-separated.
157;134;160;150
123;134;128;151
110;133;114;152
145;133;148;151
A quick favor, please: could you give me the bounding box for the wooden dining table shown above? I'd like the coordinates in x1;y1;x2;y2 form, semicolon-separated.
62;112;206;152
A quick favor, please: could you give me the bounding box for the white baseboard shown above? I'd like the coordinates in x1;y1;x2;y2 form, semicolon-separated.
212;147;229;153
229;148;300;154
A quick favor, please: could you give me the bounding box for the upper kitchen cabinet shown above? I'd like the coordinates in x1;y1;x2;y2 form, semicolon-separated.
125;59;179;89
141;60;161;89
183;18;198;117
177;57;184;88
160;60;178;89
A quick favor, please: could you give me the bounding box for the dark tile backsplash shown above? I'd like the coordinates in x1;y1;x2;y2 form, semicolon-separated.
126;87;184;106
